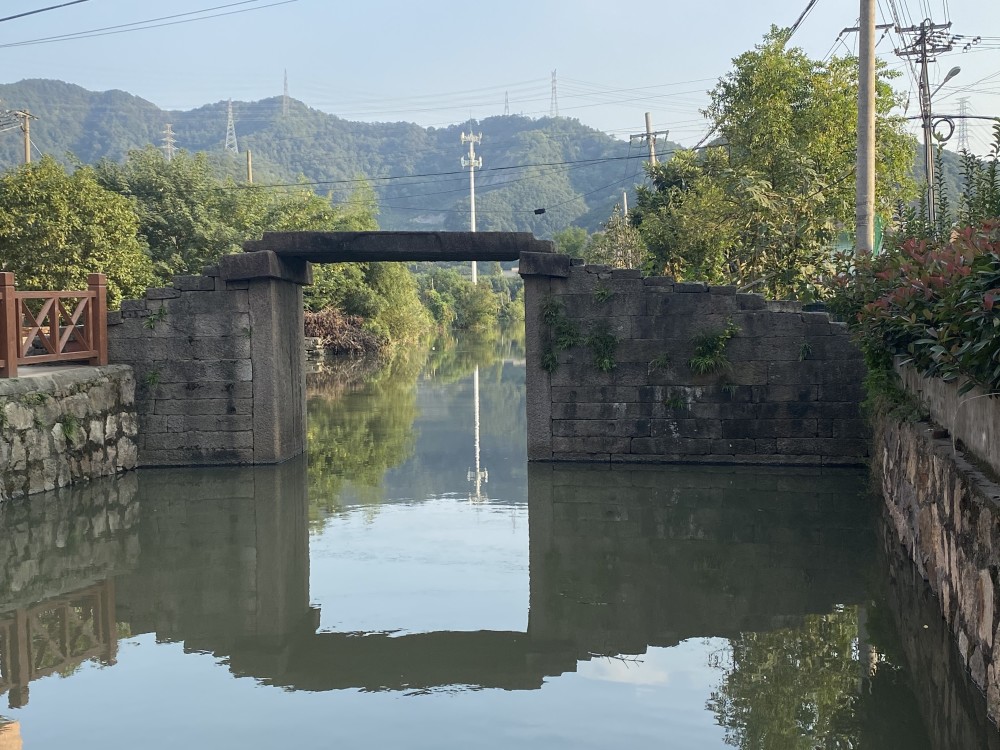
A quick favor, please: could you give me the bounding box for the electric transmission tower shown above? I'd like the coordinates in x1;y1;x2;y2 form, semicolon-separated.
550;70;558;117
283;69;290;117
161;124;177;162
957;97;971;151
460;130;482;284
225;99;239;154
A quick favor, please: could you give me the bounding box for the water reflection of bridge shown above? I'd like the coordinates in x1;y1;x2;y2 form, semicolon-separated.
112;460;875;692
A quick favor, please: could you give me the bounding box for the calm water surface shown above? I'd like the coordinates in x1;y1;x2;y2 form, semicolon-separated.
0;336;997;749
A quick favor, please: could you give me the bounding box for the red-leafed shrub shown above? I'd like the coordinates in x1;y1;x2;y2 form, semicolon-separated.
304;307;386;357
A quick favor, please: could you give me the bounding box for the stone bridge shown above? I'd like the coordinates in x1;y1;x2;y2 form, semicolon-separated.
107;231;867;468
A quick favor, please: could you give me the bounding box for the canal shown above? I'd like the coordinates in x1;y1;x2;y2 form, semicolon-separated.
0;334;997;748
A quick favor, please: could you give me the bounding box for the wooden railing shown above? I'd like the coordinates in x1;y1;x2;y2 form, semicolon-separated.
0;272;108;378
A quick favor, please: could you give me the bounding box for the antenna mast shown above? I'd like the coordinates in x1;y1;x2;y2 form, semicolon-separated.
461;130;483;284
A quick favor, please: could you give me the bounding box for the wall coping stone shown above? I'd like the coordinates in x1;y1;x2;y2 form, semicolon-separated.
897;360;1000;477
0;364;133;398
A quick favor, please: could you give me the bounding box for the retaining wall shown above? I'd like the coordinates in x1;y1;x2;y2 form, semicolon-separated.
0;365;137;500
520;256;867;465
876;412;1000;725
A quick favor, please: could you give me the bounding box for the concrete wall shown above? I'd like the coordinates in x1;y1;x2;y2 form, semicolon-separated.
520;257;867;465
107;252;307;467
0;365;137;500
876;414;1000;725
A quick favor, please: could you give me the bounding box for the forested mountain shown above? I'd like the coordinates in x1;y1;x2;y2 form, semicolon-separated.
0;79;668;235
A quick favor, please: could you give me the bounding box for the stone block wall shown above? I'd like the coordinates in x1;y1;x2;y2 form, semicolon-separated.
876;416;1000;725
0;365;137;500
521;259;867;465
107;255;307;467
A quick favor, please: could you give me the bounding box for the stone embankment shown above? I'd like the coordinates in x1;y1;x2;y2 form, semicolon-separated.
0;365;137;501
876;368;1000;725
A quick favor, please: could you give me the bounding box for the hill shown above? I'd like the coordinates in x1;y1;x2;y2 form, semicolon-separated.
0;79;671;236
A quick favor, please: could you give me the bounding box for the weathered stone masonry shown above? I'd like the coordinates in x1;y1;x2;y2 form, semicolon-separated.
107;251;309;467
520;254;868;465
0;366;137;501
876;371;1000;725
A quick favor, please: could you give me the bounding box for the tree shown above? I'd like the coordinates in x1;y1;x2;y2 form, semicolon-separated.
584;204;648;269
0;156;152;306
552;226;589;257
634;28;916;299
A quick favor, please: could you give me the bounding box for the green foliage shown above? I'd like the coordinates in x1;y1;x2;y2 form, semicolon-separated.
142;370;161;389
593;284;614;303
709;608;863;749
143;305;167;330
0;156;153;306
584;204;648;269
585;321;618;372
417;268;503;332
830;224;1000;393
634;29;915;299
58;414;79;441
799;341;813;362
689;319;740;375
649;352;671;371
663;393;689;412
539;296;580;373
552;226;589;257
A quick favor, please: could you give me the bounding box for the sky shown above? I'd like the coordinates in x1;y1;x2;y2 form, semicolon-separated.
0;0;998;153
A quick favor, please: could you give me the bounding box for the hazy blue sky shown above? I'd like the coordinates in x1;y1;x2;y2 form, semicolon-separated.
1;0;998;152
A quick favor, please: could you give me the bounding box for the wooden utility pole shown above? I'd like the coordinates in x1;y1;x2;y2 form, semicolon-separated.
856;0;876;253
21;110;30;164
247;149;253;183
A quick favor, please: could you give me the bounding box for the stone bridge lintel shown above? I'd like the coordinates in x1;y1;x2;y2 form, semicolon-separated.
242;230;555;264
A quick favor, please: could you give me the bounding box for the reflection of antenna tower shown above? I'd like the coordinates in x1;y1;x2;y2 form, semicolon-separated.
467;366;489;501
550;70;558;116
225;100;239;154
161;124;177;161
957;97;971;152
283;69;290;116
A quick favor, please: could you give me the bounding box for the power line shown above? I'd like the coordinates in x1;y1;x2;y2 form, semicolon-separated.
785;0;821;42
0;1;298;49
0;0;89;24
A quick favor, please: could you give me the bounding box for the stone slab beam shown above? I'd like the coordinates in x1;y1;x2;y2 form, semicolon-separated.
244;231;554;262
220;250;313;286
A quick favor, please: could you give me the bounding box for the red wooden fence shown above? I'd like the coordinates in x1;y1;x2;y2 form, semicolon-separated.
0;272;108;378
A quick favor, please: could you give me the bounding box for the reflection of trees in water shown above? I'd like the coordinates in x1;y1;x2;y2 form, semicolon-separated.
305;329;525;527
306;350;425;526
709;607;861;749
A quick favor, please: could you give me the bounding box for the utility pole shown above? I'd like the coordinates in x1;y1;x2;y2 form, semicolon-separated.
247;149;253;183
504;91;509;116
630;112;669;165
856;0;876;253
622;191;628;214
461;130;483;283
20;110;30;164
224;99;239;155
896;18;953;223
161;124;177;162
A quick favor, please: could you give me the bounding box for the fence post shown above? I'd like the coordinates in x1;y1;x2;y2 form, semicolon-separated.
0;272;18;378
87;274;108;366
